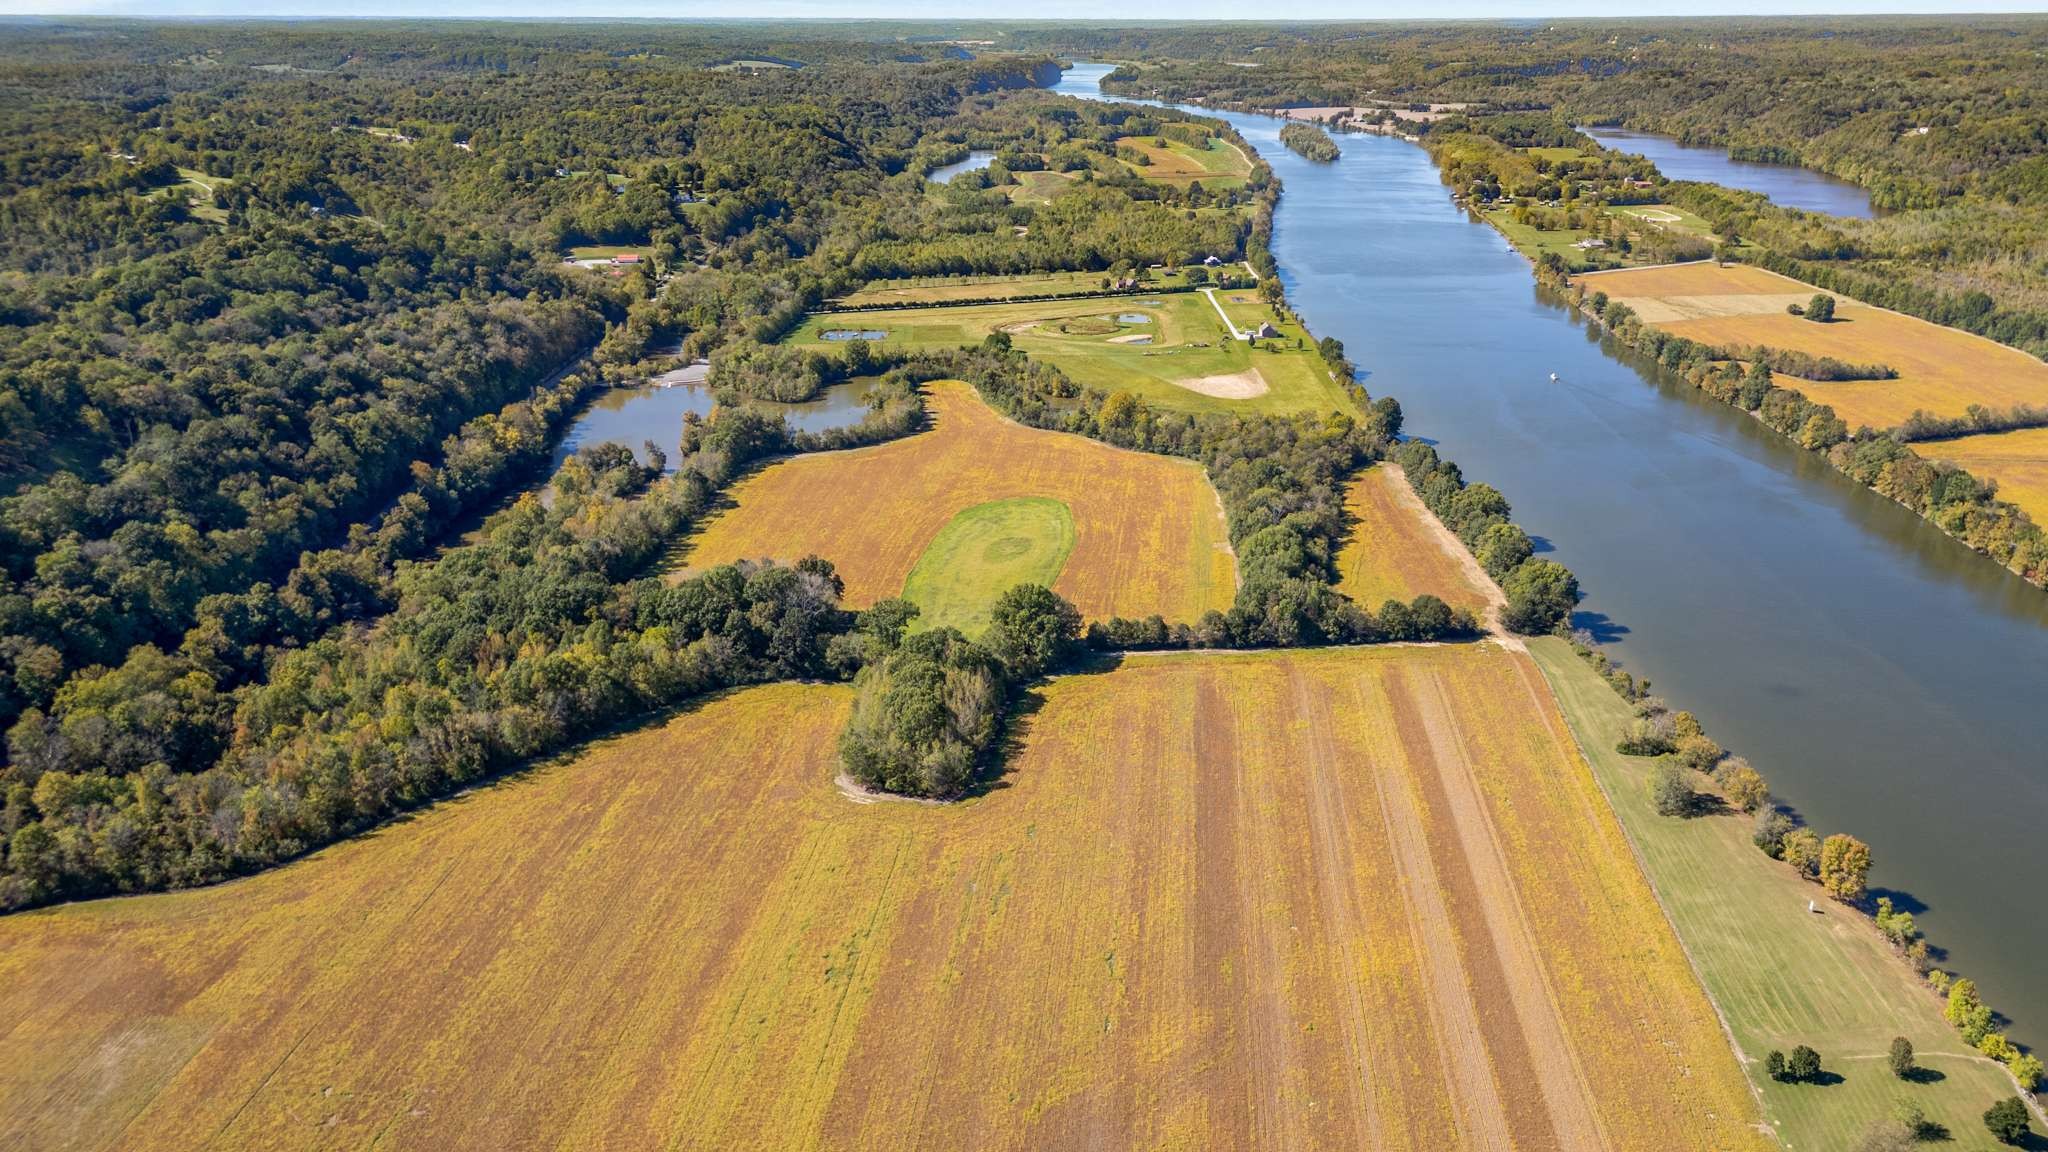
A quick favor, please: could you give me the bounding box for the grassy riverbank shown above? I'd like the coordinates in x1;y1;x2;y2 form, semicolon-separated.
1529;637;2028;1151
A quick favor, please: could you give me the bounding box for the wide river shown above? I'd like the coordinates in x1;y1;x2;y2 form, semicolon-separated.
1055;63;2048;1046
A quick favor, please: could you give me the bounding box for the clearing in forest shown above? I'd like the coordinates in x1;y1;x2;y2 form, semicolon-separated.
0;644;1766;1152
1530;637;2031;1151
676;380;1236;624
1582;262;2048;429
1913;426;2048;527
1115;134;1252;188
1336;464;1495;615
790;292;1353;416
831;268;1197;307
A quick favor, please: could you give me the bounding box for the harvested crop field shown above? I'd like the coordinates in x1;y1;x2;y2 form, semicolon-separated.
677;380;1236;623
1914;426;2048;525
1581;262;2048;429
1336;464;1494;614
1116;135;1251;188
0;644;1765;1151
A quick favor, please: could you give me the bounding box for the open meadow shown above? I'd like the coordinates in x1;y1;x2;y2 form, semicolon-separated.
1335;465;1495;615
789;293;1354;416
1581;262;2048;429
1116;134;1253;189
0;644;1766;1152
676;380;1238;624
1530;638;2029;1151
1913;426;2048;527
830;268;1195;308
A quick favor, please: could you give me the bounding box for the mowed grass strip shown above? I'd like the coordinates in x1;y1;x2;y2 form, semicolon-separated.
1582;262;2048;429
1913;426;2048;527
902;497;1074;635
0;645;1764;1151
790;293;1354;417
676;380;1236;624
1335;464;1494;614
1529;636;2026;1151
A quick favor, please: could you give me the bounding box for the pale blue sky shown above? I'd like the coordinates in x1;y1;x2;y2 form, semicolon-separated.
2;0;2041;17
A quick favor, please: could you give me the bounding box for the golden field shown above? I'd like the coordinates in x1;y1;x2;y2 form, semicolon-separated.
1582;262;2048;429
1914;425;2048;525
1336;464;1494;614
0;645;1766;1151
677;379;1238;623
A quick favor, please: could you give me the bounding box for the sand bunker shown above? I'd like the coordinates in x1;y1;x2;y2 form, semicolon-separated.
1175;369;1269;399
998;320;1040;334
1107;333;1155;345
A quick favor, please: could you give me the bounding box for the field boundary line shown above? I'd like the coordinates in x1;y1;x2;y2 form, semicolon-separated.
1514;645;1779;1139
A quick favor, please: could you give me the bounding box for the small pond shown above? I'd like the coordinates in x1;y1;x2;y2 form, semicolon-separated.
1116;313;1151;324
926;150;996;184
551;373;879;475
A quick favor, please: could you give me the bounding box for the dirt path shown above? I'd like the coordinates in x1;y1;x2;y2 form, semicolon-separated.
1406;671;1614;1152
1199;286;1248;341
1365;694;1517;1151
1380;463;1520;651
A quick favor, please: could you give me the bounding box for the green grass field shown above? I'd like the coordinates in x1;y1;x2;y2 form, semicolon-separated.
1480;205;1613;271
902;497;1074;635
1529;638;2030;1151
1523;145;1588;162
1116;135;1252;190
833;268;1196;308
789;292;1356;417
1007;169;1080;204
143;167;230;223
563;244;655;262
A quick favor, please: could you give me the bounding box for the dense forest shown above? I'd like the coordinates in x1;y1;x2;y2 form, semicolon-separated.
0;20;1310;905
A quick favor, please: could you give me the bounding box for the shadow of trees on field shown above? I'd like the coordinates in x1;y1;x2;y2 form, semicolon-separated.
974;650;1127;798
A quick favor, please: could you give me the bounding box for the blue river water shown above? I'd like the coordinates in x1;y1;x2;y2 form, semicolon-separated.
1580;125;1879;218
1056;62;2048;1048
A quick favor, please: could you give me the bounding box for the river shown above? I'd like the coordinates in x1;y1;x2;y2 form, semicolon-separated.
1056;63;2048;1047
1580;125;1879;218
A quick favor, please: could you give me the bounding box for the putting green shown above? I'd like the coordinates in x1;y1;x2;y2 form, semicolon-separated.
903;497;1076;636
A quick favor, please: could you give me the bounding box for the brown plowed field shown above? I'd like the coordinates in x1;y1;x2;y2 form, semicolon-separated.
0;646;1765;1151
1581;262;2048;429
674;379;1238;623
1336;464;1495;614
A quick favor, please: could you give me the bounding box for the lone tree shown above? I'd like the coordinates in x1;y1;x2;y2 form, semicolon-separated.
1807;293;1837;322
1787;1045;1823;1082
1820;833;1872;902
1984;1096;2031;1145
1765;1050;1788;1080
1651;761;1696;817
1887;1035;1915;1079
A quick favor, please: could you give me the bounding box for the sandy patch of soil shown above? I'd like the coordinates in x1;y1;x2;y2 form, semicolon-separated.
1106;333;1154;345
1174;368;1269;399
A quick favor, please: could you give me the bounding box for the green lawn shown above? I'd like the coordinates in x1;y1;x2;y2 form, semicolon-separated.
902;497;1074;636
788;292;1355;418
563;244;654;262
1480;205;1615;271
1529;637;2030;1151
1523;145;1588;162
834;268;1195;308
